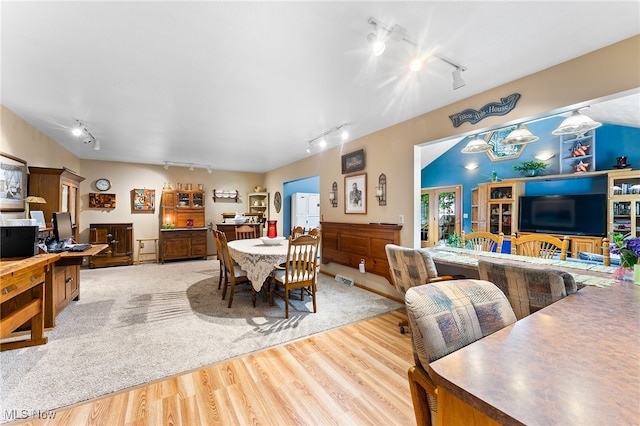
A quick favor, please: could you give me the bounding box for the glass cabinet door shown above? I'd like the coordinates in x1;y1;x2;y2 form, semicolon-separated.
610;172;640;238
61;184;69;212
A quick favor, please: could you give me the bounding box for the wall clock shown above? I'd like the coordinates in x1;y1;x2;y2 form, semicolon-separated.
274;191;282;213
95;178;111;191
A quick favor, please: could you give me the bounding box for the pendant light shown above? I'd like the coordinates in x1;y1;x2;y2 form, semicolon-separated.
552;110;602;136
461;136;491;153
500;125;539;146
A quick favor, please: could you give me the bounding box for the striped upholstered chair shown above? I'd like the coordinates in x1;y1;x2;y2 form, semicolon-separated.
477;260;577;320
405;279;516;426
385;244;463;333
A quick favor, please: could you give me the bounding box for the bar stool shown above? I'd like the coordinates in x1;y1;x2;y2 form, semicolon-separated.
136;238;158;265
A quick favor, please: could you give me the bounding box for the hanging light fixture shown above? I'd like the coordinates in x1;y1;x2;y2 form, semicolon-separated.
501;125;539;146
461;135;491;153
552;110;602;136
367;17;467;90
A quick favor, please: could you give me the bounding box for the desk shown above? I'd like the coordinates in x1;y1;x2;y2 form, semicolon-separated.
426;246;619;288
1;254;59;351
428;280;640;425
227;238;288;292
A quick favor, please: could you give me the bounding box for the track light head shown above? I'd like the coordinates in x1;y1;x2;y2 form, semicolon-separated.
452;67;465;90
163;162;169;170
367;32;386;56
93;139;101;151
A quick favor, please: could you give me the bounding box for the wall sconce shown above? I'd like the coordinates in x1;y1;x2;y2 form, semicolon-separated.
464;163;479;170
376;173;387;206
535;152;556;161
329;181;338;207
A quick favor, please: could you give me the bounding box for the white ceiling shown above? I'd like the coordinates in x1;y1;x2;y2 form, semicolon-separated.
2;1;639;173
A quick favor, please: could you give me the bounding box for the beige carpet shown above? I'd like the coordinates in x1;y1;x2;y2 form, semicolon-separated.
0;259;401;422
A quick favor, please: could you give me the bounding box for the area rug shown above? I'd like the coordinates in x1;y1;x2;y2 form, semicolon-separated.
0;259;401;422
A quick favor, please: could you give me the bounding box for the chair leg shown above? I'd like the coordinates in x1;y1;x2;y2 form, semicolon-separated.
311;283;317;313
217;260;223;290
227;281;235;308
284;286;289;319
221;275;228;300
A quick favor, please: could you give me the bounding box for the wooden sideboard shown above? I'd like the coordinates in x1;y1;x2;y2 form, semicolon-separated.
216;223;263;242
320;222;402;283
89;223;134;268
160;228;208;262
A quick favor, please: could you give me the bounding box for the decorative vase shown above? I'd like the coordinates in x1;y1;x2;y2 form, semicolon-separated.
267;220;277;238
524;169;538;177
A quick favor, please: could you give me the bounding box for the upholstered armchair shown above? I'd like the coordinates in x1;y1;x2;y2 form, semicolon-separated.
477;260;577;320
405;279;517;426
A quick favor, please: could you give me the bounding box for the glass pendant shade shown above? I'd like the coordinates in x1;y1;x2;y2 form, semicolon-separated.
501;126;539;146
461;137;491;153
552;111;602;135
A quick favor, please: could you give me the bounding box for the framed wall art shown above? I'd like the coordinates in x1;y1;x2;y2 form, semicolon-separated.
89;193;116;209
345;173;367;214
131;188;156;213
341;149;365;174
0;152;27;211
30;210;46;228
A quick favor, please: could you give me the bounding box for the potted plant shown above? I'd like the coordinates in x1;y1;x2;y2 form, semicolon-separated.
513;160;548;177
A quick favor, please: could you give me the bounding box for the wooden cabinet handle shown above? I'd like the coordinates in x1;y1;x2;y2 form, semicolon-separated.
66;277;74;283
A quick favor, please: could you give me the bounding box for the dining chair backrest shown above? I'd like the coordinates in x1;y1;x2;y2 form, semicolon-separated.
217;229;251;308
477;259;577;320
511;233;569;261
282;235;319;284
462;231;504;253
291;226;305;238
384;244;440;295
307;227;320;238
235;224;257;240
405;279;517;426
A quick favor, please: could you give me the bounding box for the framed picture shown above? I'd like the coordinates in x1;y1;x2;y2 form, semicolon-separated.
89;193;117;209
345;173;367;214
131;188;156;213
30;210;46;228
341;149;365;174
0;152;27;211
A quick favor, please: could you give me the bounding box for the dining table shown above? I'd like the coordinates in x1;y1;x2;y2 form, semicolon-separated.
227;238;289;292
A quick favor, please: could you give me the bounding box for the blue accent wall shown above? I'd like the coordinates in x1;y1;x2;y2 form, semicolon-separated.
421;119;640;233
282;176;319;236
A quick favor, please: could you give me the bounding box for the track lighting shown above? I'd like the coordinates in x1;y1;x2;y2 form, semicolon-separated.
452;67;465;90
306;122;351;153
72;119;101;150
367;17;467;90
162;161;213;171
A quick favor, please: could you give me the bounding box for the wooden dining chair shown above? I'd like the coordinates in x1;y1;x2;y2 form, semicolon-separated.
511;233;569;260
307;227;320;238
291;226;305;238
235;224;257;240
461;231;504;253
218;231;253;307
271;235;319;318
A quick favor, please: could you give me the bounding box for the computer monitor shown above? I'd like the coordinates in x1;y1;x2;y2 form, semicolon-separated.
53;211;74;243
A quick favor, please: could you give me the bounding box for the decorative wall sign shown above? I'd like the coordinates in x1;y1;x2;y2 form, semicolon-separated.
131;188;156;213
449;93;521;128
341;149;365;174
0;152;27;211
345;173;367;214
89;193;116;209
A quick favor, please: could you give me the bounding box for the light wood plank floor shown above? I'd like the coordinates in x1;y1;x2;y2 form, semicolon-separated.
15;310;415;426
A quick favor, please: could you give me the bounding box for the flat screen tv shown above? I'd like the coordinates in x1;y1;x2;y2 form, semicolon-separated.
518;194;607;237
53;211;74;243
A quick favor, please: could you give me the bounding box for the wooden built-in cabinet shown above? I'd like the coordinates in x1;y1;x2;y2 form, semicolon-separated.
470;186;487;232
27;167;84;241
89;223;133;268
486;181;524;237
608;169;640;238
160;189;207;262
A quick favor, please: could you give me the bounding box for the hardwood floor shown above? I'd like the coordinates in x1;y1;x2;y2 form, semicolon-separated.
17;310;416;426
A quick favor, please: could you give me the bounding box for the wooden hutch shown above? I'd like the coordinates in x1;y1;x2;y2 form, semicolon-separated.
159;188;207;262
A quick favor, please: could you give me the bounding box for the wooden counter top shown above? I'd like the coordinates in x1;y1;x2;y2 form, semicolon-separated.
428;280;640;425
